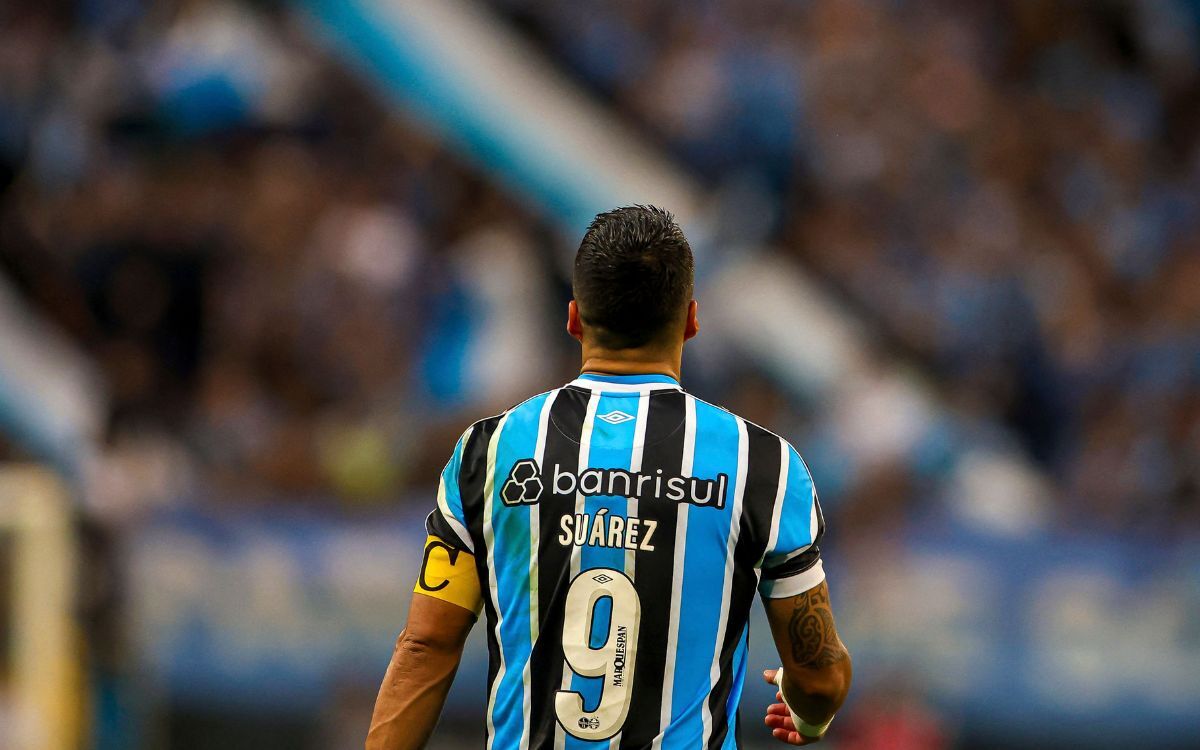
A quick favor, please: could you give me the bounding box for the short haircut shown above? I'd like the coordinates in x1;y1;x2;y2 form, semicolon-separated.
573;205;695;350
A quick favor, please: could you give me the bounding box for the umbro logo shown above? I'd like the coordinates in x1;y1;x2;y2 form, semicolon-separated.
597;410;635;425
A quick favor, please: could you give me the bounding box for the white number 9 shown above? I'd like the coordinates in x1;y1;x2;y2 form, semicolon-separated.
555;568;641;740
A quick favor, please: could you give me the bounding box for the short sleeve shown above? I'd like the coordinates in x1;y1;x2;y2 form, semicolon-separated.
426;426;475;553
758;444;826;599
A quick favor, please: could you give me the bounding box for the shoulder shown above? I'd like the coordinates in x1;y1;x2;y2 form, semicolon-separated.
687;392;796;451
686;392;814;480
461;389;559;444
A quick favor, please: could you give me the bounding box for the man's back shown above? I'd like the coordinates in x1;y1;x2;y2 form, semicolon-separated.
429;373;825;749
368;206;849;750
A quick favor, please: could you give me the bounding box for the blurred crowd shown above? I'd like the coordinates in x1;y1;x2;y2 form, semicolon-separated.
496;0;1200;533
1;2;1197;747
0;0;569;513
0;0;1197;538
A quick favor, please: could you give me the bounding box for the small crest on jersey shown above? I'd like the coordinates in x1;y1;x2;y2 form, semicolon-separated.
501;459;543;505
596;410;635;425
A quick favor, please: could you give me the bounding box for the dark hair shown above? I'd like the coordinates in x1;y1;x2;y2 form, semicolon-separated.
573;205;694;349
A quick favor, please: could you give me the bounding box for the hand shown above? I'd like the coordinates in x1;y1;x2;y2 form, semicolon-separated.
762;669;823;745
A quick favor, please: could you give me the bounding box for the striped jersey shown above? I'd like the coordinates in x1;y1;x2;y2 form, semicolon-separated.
427;373;826;750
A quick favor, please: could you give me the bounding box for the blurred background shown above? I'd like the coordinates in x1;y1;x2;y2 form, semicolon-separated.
0;0;1197;748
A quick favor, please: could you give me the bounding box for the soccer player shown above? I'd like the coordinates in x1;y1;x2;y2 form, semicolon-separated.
367;206;852;749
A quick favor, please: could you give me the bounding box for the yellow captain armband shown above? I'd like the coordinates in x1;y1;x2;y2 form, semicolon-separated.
414;535;483;615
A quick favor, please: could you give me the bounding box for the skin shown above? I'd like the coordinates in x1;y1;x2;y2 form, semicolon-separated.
367;299;852;748
566;298;699;380
366;594;475;750
761;581;853;745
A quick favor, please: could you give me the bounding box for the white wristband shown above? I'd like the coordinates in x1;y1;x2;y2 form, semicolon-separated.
772;668;834;738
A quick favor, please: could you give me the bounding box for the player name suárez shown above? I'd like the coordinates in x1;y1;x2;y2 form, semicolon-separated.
551;464;729;509
558;509;657;551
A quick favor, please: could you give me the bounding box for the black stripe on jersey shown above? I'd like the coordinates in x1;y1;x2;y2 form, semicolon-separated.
425;510;468;551
707;422;784;749
458;414;504;731
620;389;688;750
763;540;823;580
527;388;589;750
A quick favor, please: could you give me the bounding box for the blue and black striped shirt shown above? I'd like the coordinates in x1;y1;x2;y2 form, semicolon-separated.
428;373;825;750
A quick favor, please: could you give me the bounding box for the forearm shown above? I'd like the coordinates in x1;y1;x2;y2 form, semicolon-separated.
779;655;852;724
366;630;463;750
768;580;853;724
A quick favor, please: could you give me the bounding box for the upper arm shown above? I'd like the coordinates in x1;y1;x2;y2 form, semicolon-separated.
404;587;477;652
759;444;825;599
407;536;480;652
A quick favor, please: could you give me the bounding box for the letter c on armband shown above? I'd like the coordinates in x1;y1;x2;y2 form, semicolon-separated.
419;538;459;592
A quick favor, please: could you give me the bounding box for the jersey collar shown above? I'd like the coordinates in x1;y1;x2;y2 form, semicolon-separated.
568;372;682;392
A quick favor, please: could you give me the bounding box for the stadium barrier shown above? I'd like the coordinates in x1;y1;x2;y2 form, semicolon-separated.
0;465;81;750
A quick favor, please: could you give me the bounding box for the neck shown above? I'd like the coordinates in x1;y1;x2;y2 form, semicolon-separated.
579;343;683;382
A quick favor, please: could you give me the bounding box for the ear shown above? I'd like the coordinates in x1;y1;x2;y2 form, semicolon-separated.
567;300;584;342
683;300;699;341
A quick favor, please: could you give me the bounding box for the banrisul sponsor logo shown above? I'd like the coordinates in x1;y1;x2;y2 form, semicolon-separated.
503;459;729;509
501;459;728;508
552;464;729;508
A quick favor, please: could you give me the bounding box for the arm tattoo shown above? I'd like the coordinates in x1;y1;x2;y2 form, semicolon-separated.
788;583;847;669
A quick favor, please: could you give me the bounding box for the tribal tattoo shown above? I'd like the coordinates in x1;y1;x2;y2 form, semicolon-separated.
787;581;848;669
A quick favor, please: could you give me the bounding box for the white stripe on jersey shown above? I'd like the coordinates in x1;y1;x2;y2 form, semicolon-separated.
483;413;511;750
653;394;697;749
553;389;601;750
566;378;681;393
700;417;750;747
610;389;651;750
624;390;651;577
764;559;827;599
519;390;560;750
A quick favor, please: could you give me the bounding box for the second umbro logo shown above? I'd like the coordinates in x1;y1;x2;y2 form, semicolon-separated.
597;410;635;425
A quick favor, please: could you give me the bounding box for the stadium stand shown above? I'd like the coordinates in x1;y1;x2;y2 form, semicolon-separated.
0;1;1196;748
